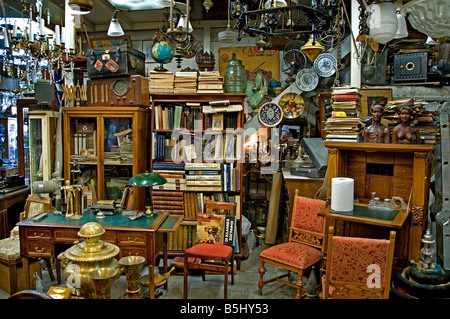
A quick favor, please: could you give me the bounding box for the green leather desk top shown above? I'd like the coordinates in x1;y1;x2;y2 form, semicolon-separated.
25;210;180;231
331;205;399;222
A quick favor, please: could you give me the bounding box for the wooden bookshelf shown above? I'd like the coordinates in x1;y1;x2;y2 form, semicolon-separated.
150;93;246;268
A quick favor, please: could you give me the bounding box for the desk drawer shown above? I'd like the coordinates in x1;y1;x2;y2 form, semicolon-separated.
394;165;413;177
118;232;146;246
347;162;365;175
25;229;51;240
367;152;394;164
26;242;53;258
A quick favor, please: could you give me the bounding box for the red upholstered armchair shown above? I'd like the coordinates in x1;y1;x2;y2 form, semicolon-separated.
322;226;396;299
258;191;327;299
183;201;236;299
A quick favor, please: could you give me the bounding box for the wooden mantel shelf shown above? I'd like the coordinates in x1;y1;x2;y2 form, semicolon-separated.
323;141;434;153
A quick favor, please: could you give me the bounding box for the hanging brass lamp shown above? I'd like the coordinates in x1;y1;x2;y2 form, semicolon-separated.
301;35;325;62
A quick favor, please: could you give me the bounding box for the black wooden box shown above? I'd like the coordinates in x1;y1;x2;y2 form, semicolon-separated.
86;45;145;79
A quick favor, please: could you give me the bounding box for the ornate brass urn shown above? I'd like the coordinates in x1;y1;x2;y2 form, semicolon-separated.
59;222;120;299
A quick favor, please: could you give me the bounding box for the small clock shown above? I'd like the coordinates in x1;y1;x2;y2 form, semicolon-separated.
111;79;131;97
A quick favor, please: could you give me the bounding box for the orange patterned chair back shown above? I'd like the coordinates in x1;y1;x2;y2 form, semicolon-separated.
323;226;396;299
289;192;327;251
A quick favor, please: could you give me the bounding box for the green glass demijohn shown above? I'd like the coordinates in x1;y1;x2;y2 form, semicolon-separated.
224;53;247;93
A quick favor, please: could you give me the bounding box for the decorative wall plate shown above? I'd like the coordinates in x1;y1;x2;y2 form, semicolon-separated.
258;102;283;127
295;68;319;92
314;53;337;77
279;93;305;119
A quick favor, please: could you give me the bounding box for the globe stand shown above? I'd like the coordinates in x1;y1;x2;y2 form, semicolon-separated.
154;62;169;72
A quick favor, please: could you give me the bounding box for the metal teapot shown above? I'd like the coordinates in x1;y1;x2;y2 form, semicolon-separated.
58;222;121;299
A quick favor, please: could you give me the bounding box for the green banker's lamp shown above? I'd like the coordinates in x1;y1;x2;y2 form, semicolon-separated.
127;172;167;217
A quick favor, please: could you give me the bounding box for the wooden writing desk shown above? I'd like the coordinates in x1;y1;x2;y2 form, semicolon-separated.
17;210;182;299
319;204;410;268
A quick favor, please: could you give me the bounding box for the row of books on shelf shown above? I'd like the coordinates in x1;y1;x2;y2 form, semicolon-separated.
149;71;224;94
154;104;240;131
153;189;241;219
152;132;243;162
151;162;241;192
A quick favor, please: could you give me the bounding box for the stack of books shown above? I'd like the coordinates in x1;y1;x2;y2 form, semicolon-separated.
324;87;365;142
197;71;224;94
152;163;186;190
386;98;440;145
174;71;198;94
152;190;184;214
149;71;174;93
185;163;222;192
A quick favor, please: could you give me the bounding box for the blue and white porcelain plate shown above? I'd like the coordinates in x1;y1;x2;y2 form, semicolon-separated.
314;53;337;77
295;68;319;92
258;102;283;127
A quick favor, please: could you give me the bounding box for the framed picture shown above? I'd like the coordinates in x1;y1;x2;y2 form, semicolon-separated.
360;88;393;120
23;195;52;219
218;47;280;83
142;40;154;62
88;36;132;49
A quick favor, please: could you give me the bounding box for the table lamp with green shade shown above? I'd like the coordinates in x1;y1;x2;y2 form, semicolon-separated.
126;172;167;216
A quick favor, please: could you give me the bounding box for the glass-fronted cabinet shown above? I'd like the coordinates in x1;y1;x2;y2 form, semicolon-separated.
28;110;59;192
63;106;149;209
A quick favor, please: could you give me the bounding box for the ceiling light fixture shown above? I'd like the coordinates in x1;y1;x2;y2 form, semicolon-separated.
107;10;124;37
366;1;398;44
218;0;237;44
68;0;93;15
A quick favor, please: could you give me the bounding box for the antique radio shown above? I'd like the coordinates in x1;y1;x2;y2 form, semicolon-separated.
86;45;145;79
87;75;150;106
393;52;428;82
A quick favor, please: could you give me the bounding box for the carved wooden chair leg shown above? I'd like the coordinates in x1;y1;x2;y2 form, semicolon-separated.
295;271;304;299
258;260;266;294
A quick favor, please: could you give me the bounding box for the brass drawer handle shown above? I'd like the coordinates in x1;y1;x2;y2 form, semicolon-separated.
35;247;46;253
33;232;45;237
127;237;138;242
128;252;140;256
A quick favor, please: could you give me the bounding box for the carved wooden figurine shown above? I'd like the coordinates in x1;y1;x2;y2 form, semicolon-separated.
363;98;391;143
392;99;420;144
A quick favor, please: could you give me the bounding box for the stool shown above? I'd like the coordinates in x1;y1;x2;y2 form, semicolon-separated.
0;231;41;294
0;236;23;294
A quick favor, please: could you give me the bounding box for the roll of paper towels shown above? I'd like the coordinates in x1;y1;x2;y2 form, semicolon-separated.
331;177;354;212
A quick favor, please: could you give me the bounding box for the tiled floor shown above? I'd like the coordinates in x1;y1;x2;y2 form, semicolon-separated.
0;243;303;299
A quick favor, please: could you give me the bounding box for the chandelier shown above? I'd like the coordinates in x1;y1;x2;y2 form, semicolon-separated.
1;0;76;94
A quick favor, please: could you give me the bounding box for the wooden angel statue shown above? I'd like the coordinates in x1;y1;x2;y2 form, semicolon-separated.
392;99;420;144
363;97;391;143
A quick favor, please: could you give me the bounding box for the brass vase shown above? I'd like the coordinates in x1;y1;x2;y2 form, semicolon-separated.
88;268;119;299
119;256;146;294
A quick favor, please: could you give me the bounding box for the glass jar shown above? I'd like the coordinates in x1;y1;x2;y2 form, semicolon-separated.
223;53;247;93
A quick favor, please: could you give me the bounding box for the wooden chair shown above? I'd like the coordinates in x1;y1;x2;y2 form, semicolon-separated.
322;226;396;299
183;200;236;299
19;195;58;282
258;191;327;299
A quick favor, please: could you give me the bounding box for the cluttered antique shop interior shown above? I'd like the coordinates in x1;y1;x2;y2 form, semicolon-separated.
0;0;449;302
